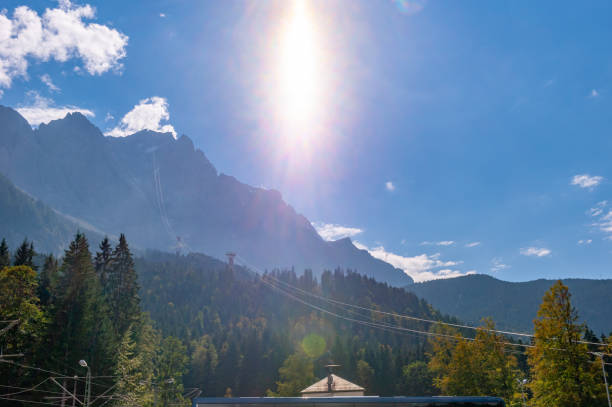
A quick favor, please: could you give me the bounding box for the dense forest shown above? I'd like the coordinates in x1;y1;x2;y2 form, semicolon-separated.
1;233;611;407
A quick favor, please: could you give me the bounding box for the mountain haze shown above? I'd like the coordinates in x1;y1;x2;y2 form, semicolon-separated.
407;274;612;335
0;106;413;285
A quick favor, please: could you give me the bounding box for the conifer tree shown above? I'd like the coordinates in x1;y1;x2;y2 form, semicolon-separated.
94;236;113;293
49;233;115;375
108;234;140;336
0;238;10;269
14;238;35;268
528;280;606;406
38;254;58;307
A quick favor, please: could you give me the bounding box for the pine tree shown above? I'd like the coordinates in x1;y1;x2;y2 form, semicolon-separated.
38;254;58;307
267;352;315;396
108;234;140;336
528;280;606;406
156;336;188;407
14;238;34;268
0;238;10;269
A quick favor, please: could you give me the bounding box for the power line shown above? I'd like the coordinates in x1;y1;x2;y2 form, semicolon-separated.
0;395;61;405
236;255;610;349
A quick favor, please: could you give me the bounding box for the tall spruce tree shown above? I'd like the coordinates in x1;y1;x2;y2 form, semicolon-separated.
528;280;606;406
49;233;115;375
0;238;10;269
14;238;35;268
108;234;140;336
38;254;59;307
95;236;113;294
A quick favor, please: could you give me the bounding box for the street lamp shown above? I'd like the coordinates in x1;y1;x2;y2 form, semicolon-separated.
79;360;91;407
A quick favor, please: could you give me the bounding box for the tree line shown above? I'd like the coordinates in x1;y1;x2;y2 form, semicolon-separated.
1;235;611;407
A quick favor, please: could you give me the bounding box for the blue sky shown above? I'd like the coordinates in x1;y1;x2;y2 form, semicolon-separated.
2;0;612;282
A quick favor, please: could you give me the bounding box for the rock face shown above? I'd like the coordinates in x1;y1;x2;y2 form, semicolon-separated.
0;106;413;285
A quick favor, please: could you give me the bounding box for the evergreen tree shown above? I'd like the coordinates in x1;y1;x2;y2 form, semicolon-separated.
401;361;436;396
108;234;140;336
156;336;188;407
528;280;606;406
94;236;113;293
38;254;58;307
49;233;115;375
14;238;34;268
0;238;10;269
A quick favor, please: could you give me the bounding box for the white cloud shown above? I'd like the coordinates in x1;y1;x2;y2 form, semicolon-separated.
490;257;510;273
578;239;592;245
420;240;455;246
104;112;114;122
465;241;481;248
590;89;599;98
16;91;93;126
520;247;551;257
313;222;363;241
0;1;128;89
588;201;607;217
385;181;395;191
159;13;166;18
571;174;603;189
40;73;59;92
354;241;471;282
105;97;177;138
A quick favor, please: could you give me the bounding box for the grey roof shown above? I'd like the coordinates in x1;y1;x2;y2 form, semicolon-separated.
300;374;365;394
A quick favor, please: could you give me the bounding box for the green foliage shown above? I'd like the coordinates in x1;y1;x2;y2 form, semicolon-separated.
38;254;58;307
13;238;35;269
0;265;46;354
0;238;10;268
268;352;316;397
157;336;189;407
527;280;606;407
401;361;436;396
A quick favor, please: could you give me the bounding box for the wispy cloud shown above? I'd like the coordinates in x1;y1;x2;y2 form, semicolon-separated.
385;181;396;192
490;257;510;272
577;239;592;245
589;89;599;98
520;247;551;257
571;174;603;189
159;13;166;18
354;241;471;282
0;1;128;89
40;74;60;92
313;222;363;241
465;241;481;248
420;240;455;246
105;97;176;138
16;91;93;126
588;201;607;217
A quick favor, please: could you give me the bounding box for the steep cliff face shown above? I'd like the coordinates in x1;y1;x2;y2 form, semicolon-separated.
0;106;413;285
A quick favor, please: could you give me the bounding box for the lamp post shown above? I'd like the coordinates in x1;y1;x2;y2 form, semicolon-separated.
594;352;611;407
78;360;91;407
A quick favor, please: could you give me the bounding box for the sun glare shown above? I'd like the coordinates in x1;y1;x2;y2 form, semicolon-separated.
277;0;322;137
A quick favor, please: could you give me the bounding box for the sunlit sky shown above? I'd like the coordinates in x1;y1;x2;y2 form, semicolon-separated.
3;0;612;282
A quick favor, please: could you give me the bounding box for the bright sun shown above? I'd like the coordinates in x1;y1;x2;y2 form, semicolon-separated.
277;0;321;137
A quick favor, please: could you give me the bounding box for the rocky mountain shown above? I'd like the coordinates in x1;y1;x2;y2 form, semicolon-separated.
0;106;413;285
406;274;612;335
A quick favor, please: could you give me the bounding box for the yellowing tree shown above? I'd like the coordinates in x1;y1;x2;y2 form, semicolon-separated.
528;280;606;407
428;319;519;403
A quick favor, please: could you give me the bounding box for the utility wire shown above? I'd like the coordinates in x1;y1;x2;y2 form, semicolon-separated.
236;255;610;349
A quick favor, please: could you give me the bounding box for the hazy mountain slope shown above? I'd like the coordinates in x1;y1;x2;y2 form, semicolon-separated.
406;274;612;335
0;172;104;254
0;106;413;285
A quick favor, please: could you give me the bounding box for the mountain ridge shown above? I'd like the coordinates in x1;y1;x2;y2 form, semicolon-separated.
406;273;612;335
0;106;413;285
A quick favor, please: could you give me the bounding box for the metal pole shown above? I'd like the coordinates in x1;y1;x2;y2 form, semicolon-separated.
86;366;91;407
598;353;612;407
72;376;77;407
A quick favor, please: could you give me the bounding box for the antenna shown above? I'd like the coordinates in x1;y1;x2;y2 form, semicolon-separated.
226;252;236;272
324;363;340;392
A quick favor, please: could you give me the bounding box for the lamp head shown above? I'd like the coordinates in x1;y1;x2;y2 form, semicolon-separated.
79;360;88;368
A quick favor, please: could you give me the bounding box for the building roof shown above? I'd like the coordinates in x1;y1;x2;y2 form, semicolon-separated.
300;374;365;394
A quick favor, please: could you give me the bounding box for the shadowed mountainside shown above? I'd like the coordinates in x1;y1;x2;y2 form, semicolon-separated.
0;106;413;285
